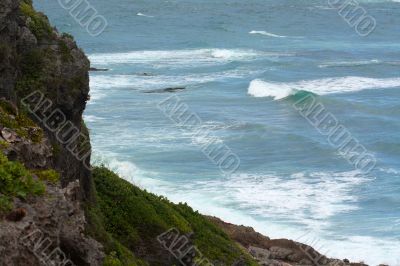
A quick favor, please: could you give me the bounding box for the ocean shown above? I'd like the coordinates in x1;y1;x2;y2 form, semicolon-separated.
34;0;400;264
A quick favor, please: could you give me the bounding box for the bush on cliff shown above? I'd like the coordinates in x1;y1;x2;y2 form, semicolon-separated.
87;166;258;266
20;0;54;41
0;153;45;215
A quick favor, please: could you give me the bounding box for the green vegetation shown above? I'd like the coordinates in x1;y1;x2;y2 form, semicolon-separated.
19;0;53;41
0;100;44;143
15;47;46;96
85;198;147;266
61;32;74;40
0;140;10;151
0;153;46;215
58;39;73;63
88;166;257;266
33;169;60;184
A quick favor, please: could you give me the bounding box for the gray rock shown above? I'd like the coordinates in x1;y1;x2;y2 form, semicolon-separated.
270;246;294;260
0;181;104;266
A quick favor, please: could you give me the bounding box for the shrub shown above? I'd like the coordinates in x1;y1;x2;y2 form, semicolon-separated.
20;2;53;41
33;169;60;184
0;153;46;215
90;166;258;265
58;39;73;62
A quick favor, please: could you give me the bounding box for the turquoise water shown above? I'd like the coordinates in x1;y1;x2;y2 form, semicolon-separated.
35;0;400;264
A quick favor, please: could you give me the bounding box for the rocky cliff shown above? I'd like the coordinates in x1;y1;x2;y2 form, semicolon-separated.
0;0;102;264
0;1;369;266
0;0;93;200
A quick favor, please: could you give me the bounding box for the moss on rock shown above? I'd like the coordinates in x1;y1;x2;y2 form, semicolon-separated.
0;100;44;143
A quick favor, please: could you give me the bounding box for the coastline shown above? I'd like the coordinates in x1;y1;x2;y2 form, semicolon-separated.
0;0;394;265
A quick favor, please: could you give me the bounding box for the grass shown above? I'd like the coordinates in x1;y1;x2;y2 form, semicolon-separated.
0;153;46;215
33;169;60;184
88;166;258;265
0;100;44;143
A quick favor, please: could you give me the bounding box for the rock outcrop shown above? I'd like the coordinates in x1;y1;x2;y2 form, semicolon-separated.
208;216;367;266
0;1;103;264
0;181;104;265
0;0;93;200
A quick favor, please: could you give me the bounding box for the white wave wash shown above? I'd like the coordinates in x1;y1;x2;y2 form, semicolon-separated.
318;59;381;68
249;30;286;38
88;49;292;67
137;12;154;18
187;171;370;230
248;76;400;100
89;68;261;90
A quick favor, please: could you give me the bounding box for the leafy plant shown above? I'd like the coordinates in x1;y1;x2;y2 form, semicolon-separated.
0;153;46;215
33;169;60;184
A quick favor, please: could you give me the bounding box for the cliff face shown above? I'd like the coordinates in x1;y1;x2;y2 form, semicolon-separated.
0;0;103;264
0;0;93;200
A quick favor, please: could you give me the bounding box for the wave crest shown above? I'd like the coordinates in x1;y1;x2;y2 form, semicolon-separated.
248;76;400;99
249;30;286;38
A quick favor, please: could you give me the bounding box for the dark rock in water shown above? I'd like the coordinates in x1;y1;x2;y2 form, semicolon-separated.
138;72;155;76
163;87;186;93
89;67;109;72
144;87;186;93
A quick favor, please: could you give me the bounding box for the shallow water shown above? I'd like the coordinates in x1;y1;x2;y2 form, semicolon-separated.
35;0;400;264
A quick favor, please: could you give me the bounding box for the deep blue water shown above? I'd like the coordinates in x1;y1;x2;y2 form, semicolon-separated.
35;0;400;264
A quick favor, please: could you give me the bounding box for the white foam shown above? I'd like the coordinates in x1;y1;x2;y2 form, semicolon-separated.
187;171;369;229
248;76;400;99
91;153;170;189
83;114;104;123
89;68;261;90
249;30;287;38
88;49;278;67
248;79;297;100
133;169;398;265
137;12;154;18
318;59;381;68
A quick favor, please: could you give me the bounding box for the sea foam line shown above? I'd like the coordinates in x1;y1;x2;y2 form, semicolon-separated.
249;30;287;38
88;48;292;66
247;76;400;100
